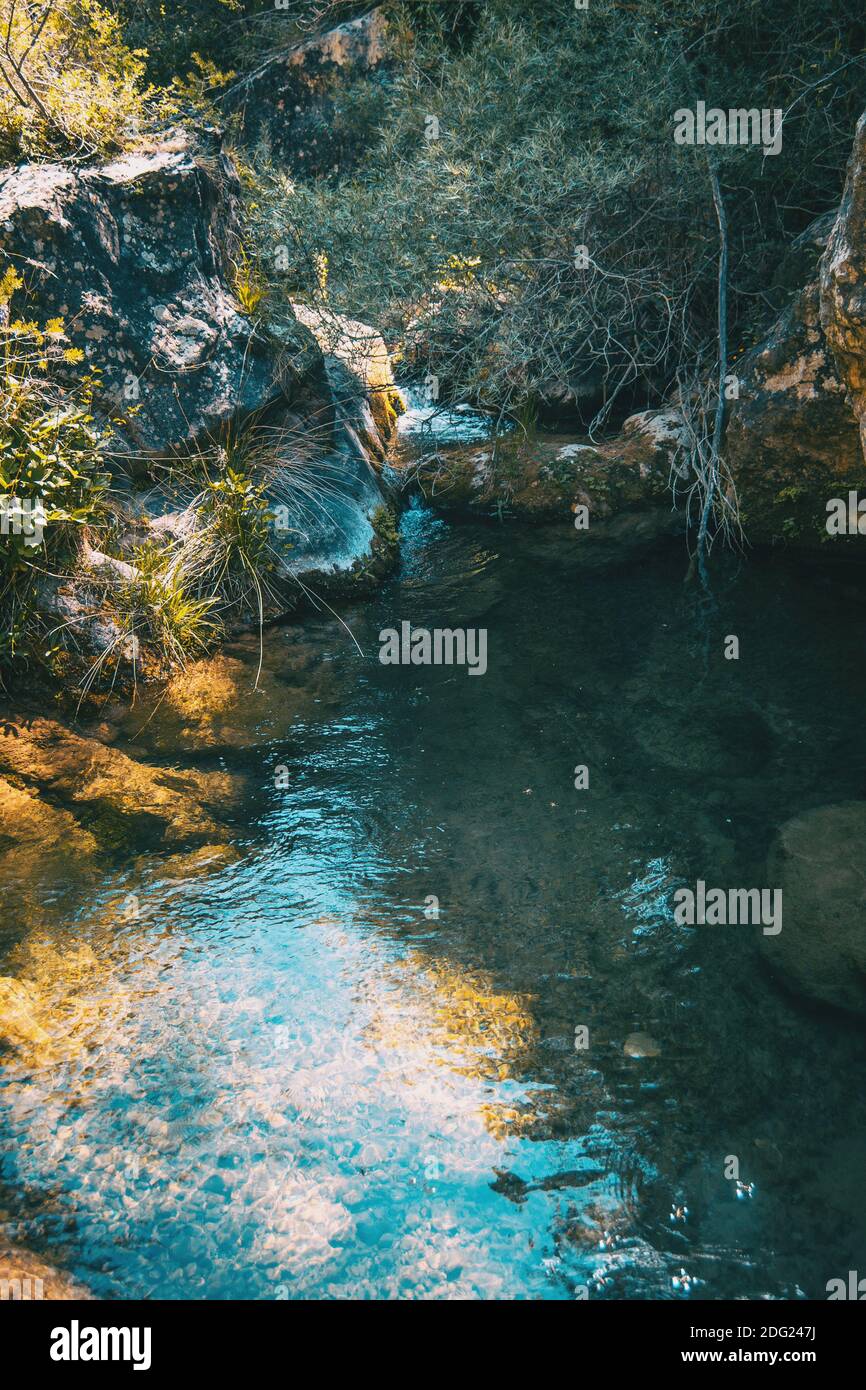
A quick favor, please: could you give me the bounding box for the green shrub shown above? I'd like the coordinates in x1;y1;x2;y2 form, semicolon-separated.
0;0;169;160
0;267;112;674
114;543;222;669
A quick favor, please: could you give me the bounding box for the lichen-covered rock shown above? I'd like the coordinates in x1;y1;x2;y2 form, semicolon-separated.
725;282;865;545
0;125;404;642
220;9;390;173
821;111;866;449
36;572;138;662
762;802;866;1018
724;111;866;548
0;129;327;460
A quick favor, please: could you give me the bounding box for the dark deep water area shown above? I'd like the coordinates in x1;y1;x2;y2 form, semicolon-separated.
2;503;866;1300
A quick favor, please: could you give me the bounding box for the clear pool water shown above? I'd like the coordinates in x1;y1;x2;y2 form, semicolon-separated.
2;502;866;1299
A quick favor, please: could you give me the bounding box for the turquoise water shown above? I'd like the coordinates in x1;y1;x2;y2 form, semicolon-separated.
2;504;866;1299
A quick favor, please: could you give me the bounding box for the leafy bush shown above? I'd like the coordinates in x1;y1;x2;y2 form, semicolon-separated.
0;0;167;159
0;266;113;673
0;1;357;160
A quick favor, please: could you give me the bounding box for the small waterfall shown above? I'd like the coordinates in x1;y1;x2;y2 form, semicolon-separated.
397;384;511;445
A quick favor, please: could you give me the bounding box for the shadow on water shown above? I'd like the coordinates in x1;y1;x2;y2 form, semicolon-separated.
2;501;866;1299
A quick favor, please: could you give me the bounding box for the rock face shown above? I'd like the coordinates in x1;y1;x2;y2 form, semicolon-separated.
0;129;329;460
726;111;866;546
763;802;866;1018
821;111;866;452
220;9;390;173
724;283;864;544
0;123;399;481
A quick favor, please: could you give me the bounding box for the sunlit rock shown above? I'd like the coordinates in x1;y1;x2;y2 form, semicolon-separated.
0;776;101;931
0;129;320;459
292;304;404;462
0;775;98;857
725;112;866;547
725;283;864;545
407;408;683;526
821;111;866;460
0;718;240;848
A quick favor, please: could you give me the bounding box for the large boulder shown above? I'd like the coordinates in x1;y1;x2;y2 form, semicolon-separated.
762;802;866;1018
0;129;328;460
219;9;390;173
724;282;865;545
821;111;866;452
0;128;404;662
725;111;866;548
